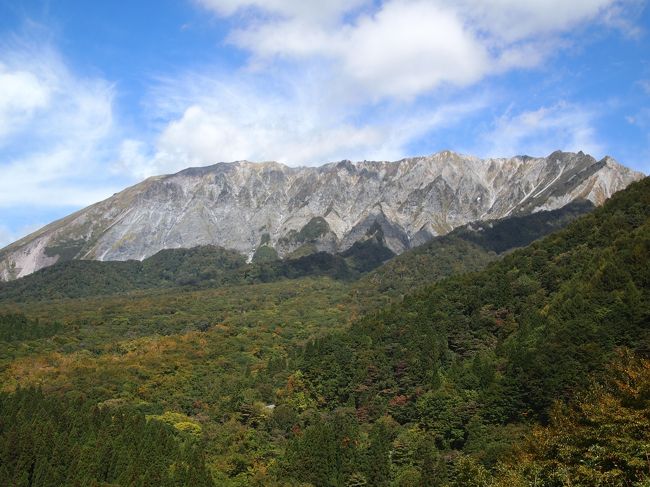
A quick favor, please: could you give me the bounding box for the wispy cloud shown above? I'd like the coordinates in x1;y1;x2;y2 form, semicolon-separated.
470;102;604;159
0;62;51;141
197;0;635;101
114;68;492;178
108;0;633;179
0;38;124;208
115;0;639;178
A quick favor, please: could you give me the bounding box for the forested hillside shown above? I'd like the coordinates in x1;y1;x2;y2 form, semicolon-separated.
283;177;650;485
0;179;647;486
0;388;213;486
0;245;353;302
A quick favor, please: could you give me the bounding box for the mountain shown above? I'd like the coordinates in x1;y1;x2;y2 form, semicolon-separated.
0;150;642;280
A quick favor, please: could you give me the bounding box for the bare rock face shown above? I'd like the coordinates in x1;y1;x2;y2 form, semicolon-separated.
0;150;643;280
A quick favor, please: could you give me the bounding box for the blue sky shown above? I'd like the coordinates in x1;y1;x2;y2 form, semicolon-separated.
0;0;649;247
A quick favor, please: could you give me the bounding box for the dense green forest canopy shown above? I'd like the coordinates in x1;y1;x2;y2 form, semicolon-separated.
0;388;213;487
0;180;647;486
285;178;649;485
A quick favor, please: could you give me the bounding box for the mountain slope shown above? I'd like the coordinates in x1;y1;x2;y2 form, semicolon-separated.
0;150;642;280
300;177;650;417
283;177;649;485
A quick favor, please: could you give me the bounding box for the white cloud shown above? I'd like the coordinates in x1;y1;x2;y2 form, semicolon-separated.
228;1;492;100
115;69;490;177
195;0;369;23
113;0;640;179
129;0;629;178
336;2;490;99
199;0;634;101
472;102;604;159
199;0;624;36
456;0;618;42
0;41;123;208
0;65;51;140
117;0;638;178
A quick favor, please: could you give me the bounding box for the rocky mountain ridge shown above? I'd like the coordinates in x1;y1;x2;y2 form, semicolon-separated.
0;150;643;280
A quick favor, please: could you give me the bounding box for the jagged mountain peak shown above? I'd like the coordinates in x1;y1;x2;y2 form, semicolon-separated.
0;150;643;280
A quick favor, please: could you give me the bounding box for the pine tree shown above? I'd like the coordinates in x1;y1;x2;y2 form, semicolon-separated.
365;422;391;486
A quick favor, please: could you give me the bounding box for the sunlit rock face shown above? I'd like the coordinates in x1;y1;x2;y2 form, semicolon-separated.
0;150;643;280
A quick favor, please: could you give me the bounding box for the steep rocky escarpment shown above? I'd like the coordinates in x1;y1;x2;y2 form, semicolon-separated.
0;150;643;280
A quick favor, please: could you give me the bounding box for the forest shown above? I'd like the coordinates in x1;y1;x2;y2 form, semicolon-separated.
0;179;648;486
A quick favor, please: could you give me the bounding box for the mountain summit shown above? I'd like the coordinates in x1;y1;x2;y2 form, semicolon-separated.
0;150;643;280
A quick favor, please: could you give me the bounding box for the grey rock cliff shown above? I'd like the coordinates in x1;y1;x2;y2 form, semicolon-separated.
0;150;643;280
